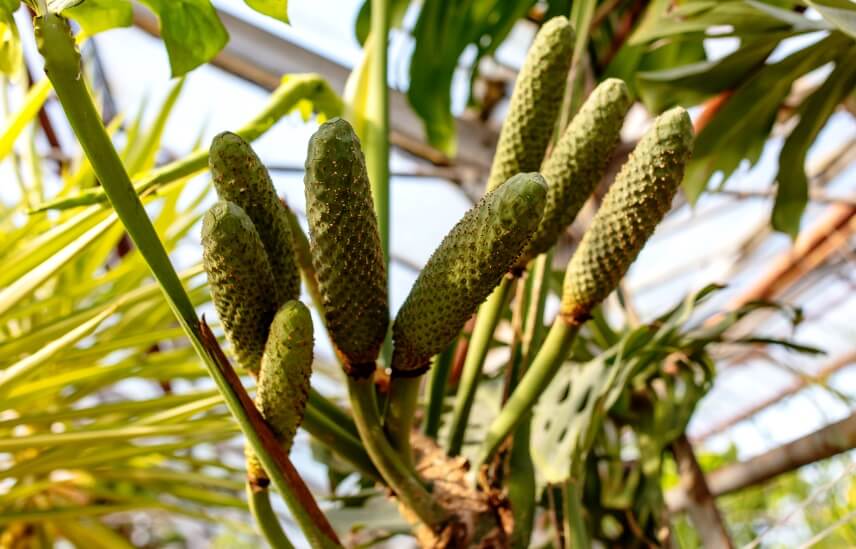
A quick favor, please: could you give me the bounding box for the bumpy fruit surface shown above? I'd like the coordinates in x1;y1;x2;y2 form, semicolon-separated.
520;78;632;264
304;118;388;376
202;200;279;375
561;107;693;321
392;173;548;374
256;300;314;453
210;131;301;304
486;16;574;193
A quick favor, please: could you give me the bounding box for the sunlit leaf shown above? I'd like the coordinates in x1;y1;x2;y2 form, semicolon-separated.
772;46;856;237
137;0;229;77
808;0;856;39
682;32;847;202
629;0;826;44
64;0;132;35
0;0;19;17
0;8;21;74
244;0;288;23
637;35;782;112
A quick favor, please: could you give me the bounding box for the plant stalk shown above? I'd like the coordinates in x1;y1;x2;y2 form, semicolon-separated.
347;375;449;529
34;14;339;548
365;0;391;264
384;375;421;468
476;317;580;467
423;343;456;439
562;479;589;549
522;251;552;362
446;275;514;455
247;483;296;549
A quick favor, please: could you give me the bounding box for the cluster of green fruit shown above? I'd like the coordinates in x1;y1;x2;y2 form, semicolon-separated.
200;14;693;531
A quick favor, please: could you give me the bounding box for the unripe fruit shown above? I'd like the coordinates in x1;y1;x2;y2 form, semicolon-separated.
256;300;314;453
209;131;301;304
561;107;693;321
304;118;388;376
519;78;632;264
202;200;279;375
486;17;574;193
392;173;548;375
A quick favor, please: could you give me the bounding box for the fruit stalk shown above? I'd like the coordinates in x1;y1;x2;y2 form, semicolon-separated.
445;275;514;455
477;107;694;466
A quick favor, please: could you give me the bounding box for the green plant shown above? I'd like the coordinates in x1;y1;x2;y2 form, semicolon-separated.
2;1;849;548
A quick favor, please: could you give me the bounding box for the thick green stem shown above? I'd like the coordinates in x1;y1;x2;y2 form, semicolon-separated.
347;375;449;529
365;0;390;264
562;479;589;549
423;343;455;439
446;275;514;455
366;0;392;369
247;483;295;549
34;14;339;549
384;375;421;468
476;318;580;467
507;413;536;549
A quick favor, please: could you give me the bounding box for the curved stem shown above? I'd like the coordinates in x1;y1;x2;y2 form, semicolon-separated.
348;375;449;529
384;375;421;468
476;318;580;468
34;15;339;548
447;275;514;455
247;483;296;549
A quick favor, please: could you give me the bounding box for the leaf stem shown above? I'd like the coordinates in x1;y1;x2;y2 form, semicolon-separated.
522;252;552;363
423;343;456;439
365;0;391;263
247;483;296;549
476;317;580;468
446;275;514;455
34;14;338;548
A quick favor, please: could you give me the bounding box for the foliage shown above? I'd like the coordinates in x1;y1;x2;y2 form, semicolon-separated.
359;0;856;236
668;451;856;548
0;1;852;548
5;0;287;77
0;83;249;546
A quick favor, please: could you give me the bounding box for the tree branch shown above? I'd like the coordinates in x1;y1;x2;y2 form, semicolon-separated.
670;434;734;548
668;411;856;513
